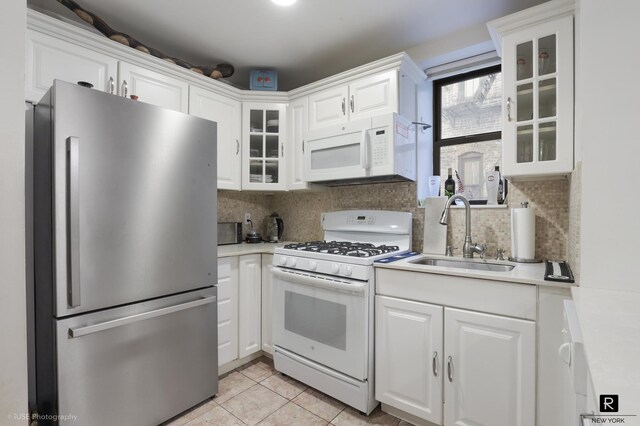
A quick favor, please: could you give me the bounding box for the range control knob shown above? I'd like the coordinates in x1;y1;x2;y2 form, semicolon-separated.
331;263;340;274
343;265;353;276
278;256;287;266
309;260;318;271
288;258;297;267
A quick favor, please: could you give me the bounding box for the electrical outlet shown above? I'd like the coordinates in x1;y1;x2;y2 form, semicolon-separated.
244;213;251;224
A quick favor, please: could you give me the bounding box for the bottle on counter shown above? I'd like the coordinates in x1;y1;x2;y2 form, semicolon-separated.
496;166;504;204
444;168;455;198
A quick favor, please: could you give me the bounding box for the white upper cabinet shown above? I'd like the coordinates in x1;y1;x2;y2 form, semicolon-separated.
308;70;398;130
308;85;349;129
375;296;443;424
348;70;398;121
287;96;310;191
189;86;242;190
242;102;287;191
26;29;118;102
488;1;574;179
118;61;189;113
444;307;536;426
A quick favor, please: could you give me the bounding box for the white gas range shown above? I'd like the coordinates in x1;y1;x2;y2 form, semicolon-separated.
271;210;412;415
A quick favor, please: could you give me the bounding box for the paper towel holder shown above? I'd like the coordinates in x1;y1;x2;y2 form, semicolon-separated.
508;200;542;263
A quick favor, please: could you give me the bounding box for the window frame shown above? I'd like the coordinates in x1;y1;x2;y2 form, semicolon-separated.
432;64;502;175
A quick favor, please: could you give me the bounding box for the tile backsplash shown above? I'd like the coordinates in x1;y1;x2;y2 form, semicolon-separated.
219;177;571;261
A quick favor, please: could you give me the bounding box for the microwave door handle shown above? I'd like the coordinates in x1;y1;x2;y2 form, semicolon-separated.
361;129;370;170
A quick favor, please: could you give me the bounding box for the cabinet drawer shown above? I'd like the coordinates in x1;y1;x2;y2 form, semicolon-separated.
376;268;537;320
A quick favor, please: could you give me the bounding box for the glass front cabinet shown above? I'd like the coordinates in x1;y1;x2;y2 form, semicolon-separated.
491;4;574;179
242;102;287;190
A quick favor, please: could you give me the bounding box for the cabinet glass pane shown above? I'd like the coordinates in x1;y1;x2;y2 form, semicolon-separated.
538;35;556;76
250;110;263;132
516;41;533;81
265;110;279;133
266;136;279;158
517;83;533;122
539;122;557;162
250;135;263;158
539;78;556;118
249;160;264;183
517;125;534;163
265;161;278;183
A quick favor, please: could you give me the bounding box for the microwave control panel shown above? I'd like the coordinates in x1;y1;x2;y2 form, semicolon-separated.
370;129;389;167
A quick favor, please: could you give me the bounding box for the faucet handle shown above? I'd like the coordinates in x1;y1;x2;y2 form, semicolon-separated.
446;246;456;257
476;243;487;259
496;248;506;261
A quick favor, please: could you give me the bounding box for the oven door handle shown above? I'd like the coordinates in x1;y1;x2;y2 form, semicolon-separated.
271;267;367;295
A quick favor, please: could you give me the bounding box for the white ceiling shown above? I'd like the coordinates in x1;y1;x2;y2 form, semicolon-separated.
32;0;547;90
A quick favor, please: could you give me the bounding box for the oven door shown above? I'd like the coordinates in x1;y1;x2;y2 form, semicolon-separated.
272;266;368;380
304;117;372;182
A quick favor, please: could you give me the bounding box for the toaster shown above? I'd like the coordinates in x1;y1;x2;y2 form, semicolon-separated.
217;222;242;245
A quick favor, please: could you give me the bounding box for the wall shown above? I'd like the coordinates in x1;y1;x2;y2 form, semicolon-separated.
0;0;29;423
218;191;273;239
568;161;582;283
270;178;569;260
578;0;640;292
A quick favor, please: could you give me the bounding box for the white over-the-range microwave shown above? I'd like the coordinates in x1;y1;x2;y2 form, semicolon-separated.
303;113;416;185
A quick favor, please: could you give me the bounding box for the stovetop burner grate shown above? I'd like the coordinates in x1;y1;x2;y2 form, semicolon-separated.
284;241;400;257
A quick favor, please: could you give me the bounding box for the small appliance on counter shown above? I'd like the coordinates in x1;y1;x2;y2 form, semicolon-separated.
245;219;263;243
266;212;284;242
217;222;242;245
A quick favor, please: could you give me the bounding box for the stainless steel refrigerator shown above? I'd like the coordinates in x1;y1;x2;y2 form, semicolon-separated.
33;80;218;425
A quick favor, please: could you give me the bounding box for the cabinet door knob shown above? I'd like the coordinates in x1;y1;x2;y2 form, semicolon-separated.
447;356;453;382
507;97;512;122
281;142;284;157
302;139;305;154
108;77;115;94
122;80;128;98
341;98;346;115
350;95;354;113
236;139;240;155
432;351;438;377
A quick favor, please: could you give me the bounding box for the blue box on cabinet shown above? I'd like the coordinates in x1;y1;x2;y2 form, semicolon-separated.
250;70;278;91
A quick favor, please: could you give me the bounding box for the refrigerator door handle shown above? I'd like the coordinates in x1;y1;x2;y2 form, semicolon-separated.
68;295;217;338
67;136;81;308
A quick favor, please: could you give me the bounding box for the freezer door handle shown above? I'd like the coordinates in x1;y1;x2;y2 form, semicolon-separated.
67;136;81;308
68;295;217;338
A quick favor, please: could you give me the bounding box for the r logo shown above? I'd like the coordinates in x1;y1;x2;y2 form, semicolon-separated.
599;394;619;412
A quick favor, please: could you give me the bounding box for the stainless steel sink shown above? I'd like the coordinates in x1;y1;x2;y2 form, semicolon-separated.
409;257;515;272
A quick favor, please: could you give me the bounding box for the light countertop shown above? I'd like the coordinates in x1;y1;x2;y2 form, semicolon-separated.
571;287;640;416
217;242;292;258
374;253;574;288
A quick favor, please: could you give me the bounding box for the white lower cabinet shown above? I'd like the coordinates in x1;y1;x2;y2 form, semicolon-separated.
375;295;535;426
217;257;239;366
375;296;443;424
238;254;262;358
444;308;535;426
261;254;274;354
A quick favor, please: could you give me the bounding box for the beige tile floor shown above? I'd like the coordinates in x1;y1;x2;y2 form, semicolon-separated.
163;357;412;426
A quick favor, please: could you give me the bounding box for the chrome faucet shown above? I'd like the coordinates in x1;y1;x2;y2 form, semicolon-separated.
439;194;486;259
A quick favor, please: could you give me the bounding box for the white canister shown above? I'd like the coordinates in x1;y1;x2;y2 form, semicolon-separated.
510;202;536;261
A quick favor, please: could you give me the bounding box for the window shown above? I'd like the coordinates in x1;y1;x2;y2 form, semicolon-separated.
434;65;502;201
